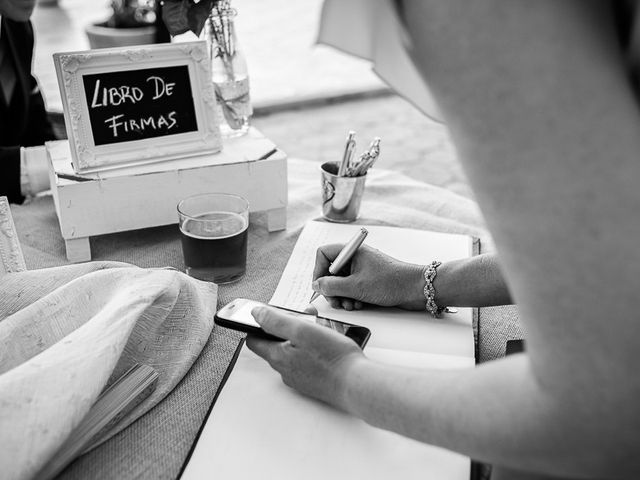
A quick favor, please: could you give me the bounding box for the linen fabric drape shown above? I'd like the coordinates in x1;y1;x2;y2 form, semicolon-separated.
0;262;216;480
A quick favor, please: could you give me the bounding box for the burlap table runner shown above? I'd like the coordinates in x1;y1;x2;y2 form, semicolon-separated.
10;158;522;479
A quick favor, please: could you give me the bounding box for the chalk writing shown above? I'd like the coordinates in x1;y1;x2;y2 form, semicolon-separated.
82;65;198;146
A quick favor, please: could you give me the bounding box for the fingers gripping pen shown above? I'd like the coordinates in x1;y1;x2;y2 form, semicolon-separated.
309;227;369;303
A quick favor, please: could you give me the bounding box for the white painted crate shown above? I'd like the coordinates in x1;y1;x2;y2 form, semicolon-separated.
47;128;287;262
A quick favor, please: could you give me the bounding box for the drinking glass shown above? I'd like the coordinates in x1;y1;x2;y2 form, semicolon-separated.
177;193;249;283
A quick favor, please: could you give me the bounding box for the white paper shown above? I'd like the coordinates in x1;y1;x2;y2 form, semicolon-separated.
181;221;475;480
180;347;471;480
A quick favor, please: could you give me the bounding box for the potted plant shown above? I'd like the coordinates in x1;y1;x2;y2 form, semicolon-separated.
85;0;157;49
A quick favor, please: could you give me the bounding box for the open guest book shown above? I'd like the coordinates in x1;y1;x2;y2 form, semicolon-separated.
181;221;477;480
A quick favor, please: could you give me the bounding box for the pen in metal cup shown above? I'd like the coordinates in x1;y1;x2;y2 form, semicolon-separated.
350;137;380;177
346;141;357;173
368;137;381;161
357;138;381;176
338;131;357;177
355;156;375;177
309;227;369;303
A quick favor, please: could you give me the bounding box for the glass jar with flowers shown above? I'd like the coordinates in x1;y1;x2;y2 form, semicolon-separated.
204;1;253;136
161;0;253;136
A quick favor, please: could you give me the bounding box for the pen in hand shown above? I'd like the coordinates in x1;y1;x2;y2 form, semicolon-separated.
309;227;369;303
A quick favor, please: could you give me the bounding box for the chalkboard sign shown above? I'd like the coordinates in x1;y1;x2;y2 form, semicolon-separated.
54;42;221;173
83;65;198;146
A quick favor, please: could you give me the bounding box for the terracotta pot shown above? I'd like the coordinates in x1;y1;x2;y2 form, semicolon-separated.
85;23;157;49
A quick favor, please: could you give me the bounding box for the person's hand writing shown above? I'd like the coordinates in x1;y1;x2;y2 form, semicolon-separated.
245;306;364;409
312;244;425;310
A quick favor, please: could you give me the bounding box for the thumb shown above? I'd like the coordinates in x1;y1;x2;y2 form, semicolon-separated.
315;275;357;299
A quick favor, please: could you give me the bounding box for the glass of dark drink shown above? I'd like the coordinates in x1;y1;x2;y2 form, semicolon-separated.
177;193;249;284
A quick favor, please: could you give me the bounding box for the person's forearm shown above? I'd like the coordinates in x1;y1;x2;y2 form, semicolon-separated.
340;355;637;478
436;254;512;307
399;253;512;310
0;146;25;203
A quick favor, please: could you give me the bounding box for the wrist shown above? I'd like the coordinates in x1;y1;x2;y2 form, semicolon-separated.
397;262;429;310
421;261;457;316
430;260;453;307
337;353;370;414
423;261;447;316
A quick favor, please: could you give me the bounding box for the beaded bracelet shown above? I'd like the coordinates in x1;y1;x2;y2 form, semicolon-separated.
423;261;445;317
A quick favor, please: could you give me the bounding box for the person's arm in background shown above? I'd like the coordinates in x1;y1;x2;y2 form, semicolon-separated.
0;13;57;204
0;145;24;203
0;74;57;203
0;143;53;205
249;1;640;477
25;73;56;147
20;73;57;198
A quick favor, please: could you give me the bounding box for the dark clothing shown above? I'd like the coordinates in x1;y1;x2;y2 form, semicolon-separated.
0;17;55;204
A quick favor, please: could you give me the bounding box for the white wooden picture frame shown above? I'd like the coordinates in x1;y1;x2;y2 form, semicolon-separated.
53;41;221;173
0;197;27;276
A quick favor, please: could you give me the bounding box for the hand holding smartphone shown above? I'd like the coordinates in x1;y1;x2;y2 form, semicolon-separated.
215;298;371;349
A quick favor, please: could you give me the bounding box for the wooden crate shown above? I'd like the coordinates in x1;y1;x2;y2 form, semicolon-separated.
47;128;287;262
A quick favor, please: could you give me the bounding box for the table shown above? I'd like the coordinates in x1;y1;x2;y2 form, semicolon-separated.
10;157;523;479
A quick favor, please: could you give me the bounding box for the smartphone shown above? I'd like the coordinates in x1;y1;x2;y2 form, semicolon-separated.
215;298;371;349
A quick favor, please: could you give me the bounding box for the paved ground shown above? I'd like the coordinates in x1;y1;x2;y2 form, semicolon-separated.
253;95;472;199
30;0;471;198
32;0;385;112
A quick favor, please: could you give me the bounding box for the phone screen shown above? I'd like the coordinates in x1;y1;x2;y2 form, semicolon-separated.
216;299;370;348
222;299;267;328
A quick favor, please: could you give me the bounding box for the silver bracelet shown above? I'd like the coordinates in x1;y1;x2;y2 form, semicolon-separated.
423;261;445;317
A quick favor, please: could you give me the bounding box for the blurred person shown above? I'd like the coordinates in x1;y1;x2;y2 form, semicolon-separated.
246;1;640;479
0;0;56;204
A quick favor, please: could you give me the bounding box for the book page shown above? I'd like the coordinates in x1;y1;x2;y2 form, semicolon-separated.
270;221;474;357
181;221;476;480
180;346;471;480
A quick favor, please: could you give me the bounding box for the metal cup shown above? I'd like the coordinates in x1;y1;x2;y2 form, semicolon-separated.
320;162;367;223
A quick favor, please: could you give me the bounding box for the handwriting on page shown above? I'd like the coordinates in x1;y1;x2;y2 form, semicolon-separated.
270;221;339;311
